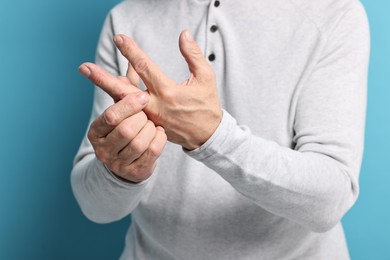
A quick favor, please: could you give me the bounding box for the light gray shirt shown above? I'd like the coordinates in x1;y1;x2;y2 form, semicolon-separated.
71;0;370;259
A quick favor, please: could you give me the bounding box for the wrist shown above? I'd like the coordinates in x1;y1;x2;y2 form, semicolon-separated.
183;109;223;150
103;163;143;184
112;171;142;184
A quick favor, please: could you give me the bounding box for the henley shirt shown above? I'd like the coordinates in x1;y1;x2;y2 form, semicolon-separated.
71;0;370;259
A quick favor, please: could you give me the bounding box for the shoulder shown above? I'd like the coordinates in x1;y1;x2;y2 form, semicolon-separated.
105;0;177;33
109;0;172;21
288;0;368;35
107;0;146;21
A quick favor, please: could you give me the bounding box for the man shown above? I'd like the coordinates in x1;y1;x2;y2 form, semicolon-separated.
72;0;370;259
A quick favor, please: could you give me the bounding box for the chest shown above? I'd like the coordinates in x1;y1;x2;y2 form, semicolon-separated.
115;0;322;146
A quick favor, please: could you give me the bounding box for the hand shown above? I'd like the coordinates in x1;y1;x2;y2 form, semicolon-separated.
117;30;223;150
82;30;223;150
79;65;167;183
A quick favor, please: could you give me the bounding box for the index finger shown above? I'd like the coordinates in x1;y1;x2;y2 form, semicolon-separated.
113;35;176;94
79;62;139;102
88;92;149;139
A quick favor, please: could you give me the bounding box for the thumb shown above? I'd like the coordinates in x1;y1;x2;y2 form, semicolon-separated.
179;30;213;80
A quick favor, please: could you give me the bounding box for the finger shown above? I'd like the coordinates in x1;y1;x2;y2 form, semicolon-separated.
178;30;214;82
148;126;167;159
88;92;149;140
113;34;176;93
117;120;157;164
79;62;136;102
126;63;141;87
121;127;167;181
117;76;131;85
103;112;149;155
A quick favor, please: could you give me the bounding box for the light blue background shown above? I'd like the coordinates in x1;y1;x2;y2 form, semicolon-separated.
0;1;388;259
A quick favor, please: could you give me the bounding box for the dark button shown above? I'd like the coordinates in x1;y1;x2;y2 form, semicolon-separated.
208;54;216;62
210;25;218;33
214;1;220;7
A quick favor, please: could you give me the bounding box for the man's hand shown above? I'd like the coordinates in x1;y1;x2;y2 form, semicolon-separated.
117;30;223;150
81;30;223;150
79;64;167;183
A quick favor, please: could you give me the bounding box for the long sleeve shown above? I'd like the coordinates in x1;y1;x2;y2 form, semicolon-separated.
71;12;150;224
186;3;370;233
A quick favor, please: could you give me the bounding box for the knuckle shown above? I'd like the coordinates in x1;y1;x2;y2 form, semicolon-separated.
131;139;147;154
92;71;110;88
134;58;149;74
103;108;119;126
87;127;97;141
149;144;162;157
95;148;108;163
93;74;104;87
161;87;176;101
116;124;134;139
123;95;140;111
149;135;167;157
189;46;202;57
160;129;168;141
112;82;129;101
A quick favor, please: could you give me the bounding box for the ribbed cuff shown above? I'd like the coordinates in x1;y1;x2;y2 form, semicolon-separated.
184;109;236;161
98;160;152;189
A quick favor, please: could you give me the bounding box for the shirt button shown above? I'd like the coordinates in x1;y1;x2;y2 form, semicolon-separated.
208;54;216;62
210;25;218;33
214;1;220;7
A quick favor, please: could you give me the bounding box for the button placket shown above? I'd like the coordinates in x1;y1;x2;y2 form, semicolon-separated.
207;1;220;62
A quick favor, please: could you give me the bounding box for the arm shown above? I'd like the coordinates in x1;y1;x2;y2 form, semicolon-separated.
71;14;167;224
187;5;370;232
82;4;369;231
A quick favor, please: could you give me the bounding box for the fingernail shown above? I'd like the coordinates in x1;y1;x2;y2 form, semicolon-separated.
114;35;123;45
79;65;91;77
184;30;193;42
136;92;149;105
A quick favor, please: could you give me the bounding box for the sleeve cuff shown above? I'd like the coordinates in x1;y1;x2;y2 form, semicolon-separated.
184;109;236;161
98;160;152;189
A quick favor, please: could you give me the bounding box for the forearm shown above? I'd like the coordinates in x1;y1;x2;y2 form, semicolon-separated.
186;111;362;233
186;3;368;232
